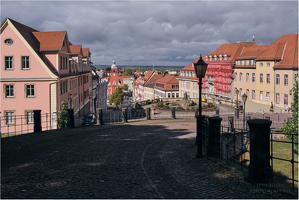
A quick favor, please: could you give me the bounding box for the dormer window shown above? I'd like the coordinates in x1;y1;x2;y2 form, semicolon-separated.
214;55;217;61
209;55;212;61
205;56;208;61
219;54;222;61
224;54;227;60
4;39;13;45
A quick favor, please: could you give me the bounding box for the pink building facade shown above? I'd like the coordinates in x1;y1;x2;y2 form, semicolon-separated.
1;18;92;132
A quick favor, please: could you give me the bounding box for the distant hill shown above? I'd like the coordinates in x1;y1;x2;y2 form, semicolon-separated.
94;65;184;71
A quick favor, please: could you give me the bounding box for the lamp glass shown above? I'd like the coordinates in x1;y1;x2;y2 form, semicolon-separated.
194;56;208;79
242;93;247;102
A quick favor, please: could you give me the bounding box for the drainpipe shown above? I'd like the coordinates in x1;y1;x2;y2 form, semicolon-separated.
49;78;60;128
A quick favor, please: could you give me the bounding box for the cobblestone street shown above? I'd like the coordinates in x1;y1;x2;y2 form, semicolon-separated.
1;121;296;199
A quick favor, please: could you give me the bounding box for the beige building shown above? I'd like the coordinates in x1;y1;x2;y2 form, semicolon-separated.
234;33;298;113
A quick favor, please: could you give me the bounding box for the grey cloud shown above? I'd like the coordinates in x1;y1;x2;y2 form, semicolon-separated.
1;1;297;66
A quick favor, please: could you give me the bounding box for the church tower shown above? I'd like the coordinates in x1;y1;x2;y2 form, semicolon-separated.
109;61;119;95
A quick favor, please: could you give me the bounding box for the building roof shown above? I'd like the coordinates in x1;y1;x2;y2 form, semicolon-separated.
31;31;68;51
155;75;179;91
236;33;298;69
70;45;82;55
82;48;90;57
144;73;164;88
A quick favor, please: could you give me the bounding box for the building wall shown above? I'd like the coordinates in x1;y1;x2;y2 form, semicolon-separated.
233;68;256;103
255;61;275;107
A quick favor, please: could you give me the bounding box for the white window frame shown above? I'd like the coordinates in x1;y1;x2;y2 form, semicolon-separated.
5;56;13;70
21;56;30;70
5;84;15;98
25;84;36;98
5;111;15;125
276;93;280;104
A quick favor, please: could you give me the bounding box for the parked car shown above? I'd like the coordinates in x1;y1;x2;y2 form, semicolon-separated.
82;114;96;125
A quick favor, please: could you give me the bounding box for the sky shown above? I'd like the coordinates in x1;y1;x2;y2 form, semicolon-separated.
1;0;298;66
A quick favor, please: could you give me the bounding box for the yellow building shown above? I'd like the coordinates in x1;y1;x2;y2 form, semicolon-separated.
234;33;298;113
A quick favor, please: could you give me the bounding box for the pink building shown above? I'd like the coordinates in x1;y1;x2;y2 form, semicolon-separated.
1;18;92;132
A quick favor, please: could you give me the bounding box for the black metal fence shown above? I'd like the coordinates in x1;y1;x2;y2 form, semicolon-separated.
201;116;298;192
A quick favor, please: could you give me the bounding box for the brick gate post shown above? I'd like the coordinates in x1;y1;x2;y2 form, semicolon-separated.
246;119;272;183
33;110;42;133
207;117;222;157
67;109;74;128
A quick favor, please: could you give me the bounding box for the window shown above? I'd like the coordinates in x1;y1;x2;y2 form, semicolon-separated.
240;88;242;97
5;84;14;98
21;56;30;69
60;56;62;69
26;84;35;97
252;73;255;82
284;75;288;85
276;93;280;104
267;63;270;67
235;73;237;81
248;60;251;65
240;73;242;81
4;39;13;45
284;94;288;105
252;90;255;99
168;93;171;98
266;92;270;102
5;111;15;125
276;74;280;85
26;111;34;124
246;89;249;99
193;83;196;90
246;73;249;82
5;56;13;70
260;73;263;83
186;82;190;89
267;74;270;84
260;91;263;101
260;63;263;67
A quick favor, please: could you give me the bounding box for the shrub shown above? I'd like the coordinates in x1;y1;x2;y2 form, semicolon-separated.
157;102;163;108
176;106;184;110
208;102;214;108
163;105;170;109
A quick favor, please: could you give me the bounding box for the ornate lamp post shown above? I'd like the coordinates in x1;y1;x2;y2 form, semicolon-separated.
242;93;247;129
235;89;239;118
193;55;208;158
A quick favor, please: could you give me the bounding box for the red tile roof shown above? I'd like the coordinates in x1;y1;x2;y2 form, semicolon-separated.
32;31;67;51
70;45;82;55
144;74;164;88
155;75;179;91
82;48;90;57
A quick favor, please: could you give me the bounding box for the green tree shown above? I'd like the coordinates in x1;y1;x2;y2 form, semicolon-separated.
282;74;298;153
109;88;124;106
103;73;108;77
57;101;68;128
121;69;132;76
122;84;129;91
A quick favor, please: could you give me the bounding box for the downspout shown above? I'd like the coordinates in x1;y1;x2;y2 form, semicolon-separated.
49;78;60;128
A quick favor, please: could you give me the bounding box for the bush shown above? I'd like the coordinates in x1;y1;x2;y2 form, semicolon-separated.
208;102;214;108
190;106;196;110
157;102;163;108
163;105;170;109
176;106;184;110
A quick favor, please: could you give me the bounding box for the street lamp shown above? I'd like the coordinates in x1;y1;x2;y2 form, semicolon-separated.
193;55;208;158
235;89;239;119
242;93;247;129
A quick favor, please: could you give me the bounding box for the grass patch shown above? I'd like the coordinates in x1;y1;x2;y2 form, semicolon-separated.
238;138;298;188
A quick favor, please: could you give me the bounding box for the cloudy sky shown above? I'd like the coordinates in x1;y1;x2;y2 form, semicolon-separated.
1;0;298;66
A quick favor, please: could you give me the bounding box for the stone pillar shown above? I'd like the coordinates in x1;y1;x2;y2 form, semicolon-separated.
67;109;74;128
235;108;239;119
146;108;151;120
97;108;103;125
171;107;176;119
207;117;223;157
245;116;251;130
196;115;205;158
246;119;272;183
228;116;234;133
33;110;42;133
122;108;127;123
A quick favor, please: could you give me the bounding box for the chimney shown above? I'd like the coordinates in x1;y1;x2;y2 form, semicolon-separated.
252;36;255;42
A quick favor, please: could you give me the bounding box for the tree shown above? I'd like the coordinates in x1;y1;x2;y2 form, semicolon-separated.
122;84;129;91
109;88;124;106
57;101;68;128
282;73;298;153
103;73;108;77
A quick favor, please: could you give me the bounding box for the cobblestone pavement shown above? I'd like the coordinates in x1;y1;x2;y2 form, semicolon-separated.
1;121;296;199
